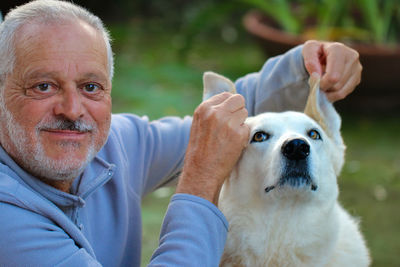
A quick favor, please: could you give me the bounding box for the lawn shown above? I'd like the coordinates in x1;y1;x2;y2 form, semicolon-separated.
109;21;400;267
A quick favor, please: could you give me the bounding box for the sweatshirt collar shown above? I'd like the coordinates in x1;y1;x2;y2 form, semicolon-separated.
0;145;115;208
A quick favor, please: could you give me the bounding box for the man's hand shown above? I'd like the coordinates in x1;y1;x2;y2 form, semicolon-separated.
302;40;362;102
176;92;250;205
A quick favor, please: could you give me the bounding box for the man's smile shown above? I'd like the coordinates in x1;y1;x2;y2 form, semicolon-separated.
41;129;90;141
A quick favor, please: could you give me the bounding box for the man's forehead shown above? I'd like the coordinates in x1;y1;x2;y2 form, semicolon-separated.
12;20;109;79
23;69;108;81
15;19;102;47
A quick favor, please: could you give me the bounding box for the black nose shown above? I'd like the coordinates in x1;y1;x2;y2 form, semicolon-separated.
282;139;310;160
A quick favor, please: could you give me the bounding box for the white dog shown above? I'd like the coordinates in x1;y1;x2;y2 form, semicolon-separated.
202;72;370;267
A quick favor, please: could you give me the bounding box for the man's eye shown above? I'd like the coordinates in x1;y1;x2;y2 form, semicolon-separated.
25;83;58;99
36;83;52;92
83;83;100;93
81;83;105;100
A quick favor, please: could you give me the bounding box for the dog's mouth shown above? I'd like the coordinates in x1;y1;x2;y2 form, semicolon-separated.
264;170;318;193
264;178;318;193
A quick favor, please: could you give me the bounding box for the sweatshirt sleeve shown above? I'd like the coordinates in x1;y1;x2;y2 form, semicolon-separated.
236;44;310;116
149;194;228;267
108;114;193;196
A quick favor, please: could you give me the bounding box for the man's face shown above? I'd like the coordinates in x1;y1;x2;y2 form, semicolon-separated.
0;20;112;184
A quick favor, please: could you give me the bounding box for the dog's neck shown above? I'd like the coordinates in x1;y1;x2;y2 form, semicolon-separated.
220;195;341;266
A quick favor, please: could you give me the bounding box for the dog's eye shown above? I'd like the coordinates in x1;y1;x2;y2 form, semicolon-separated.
308;129;321;140
251;131;270;143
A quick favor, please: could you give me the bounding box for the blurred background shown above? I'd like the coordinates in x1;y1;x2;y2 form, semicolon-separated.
1;0;399;266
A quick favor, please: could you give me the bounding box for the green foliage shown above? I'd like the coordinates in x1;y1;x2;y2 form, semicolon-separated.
178;2;237;59
242;0;300;33
240;0;400;45
109;20;264;119
358;0;399;43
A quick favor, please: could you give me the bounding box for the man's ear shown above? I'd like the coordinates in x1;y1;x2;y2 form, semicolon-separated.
304;74;342;145
203;71;236;101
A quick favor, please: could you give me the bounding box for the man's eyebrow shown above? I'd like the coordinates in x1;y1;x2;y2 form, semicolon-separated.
24;71;109;82
80;72;109;82
24;70;59;80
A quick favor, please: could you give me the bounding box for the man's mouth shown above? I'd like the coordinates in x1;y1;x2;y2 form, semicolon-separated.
37;118;94;143
41;129;89;137
42;129;90;134
38;117;94;133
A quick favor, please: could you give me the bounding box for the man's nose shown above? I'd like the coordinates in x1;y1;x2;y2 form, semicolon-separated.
53;86;84;121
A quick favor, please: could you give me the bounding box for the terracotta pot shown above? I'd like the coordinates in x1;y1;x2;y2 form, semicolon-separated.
243;11;400;113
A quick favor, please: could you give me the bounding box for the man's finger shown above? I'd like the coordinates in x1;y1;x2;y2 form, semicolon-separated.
320;43;351;91
326;55;358;92
325;70;361;102
303;41;323;76
204;92;233;106
320;59;344;91
219;94;246;113
228;108;248;127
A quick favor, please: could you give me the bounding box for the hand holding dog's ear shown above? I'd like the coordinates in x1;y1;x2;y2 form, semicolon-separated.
302;40;362;102
176;93;249;205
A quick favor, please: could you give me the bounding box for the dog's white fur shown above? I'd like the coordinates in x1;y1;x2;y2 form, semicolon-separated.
202;72;370;267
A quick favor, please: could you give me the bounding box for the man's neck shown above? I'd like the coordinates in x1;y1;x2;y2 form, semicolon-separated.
40;178;74;193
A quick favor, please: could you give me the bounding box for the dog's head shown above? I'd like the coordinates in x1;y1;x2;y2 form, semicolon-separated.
203;72;345;206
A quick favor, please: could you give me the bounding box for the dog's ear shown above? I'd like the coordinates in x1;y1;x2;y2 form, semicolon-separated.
203;71;236;101
304;74;342;146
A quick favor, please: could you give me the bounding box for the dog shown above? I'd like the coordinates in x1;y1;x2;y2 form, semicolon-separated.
202;72;371;267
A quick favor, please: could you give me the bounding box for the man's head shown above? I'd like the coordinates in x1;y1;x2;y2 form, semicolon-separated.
0;0;114;187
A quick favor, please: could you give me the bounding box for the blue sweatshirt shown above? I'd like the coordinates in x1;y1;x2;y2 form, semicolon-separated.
0;45;308;266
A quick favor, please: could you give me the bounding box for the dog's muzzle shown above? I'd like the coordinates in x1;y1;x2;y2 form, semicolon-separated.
264;138;318;193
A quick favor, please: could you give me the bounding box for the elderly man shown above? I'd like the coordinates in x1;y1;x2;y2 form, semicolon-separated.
0;0;361;266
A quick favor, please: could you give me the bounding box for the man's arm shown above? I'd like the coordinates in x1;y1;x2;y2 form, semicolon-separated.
236;45;309;115
149;194;228;266
148;93;248;266
236;41;361;115
108;114;193;196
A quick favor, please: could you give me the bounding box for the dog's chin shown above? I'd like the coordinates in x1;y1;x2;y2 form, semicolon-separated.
264;172;318;193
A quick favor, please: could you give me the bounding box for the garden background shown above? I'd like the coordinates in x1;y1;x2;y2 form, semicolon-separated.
1;1;399;266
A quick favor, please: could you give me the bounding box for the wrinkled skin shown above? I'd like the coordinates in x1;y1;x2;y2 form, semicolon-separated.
0;20;112;192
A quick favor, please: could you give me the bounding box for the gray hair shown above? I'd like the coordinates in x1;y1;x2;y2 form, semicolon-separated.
0;0;114;90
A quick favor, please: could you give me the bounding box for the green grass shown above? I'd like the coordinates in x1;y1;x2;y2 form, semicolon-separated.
108;22;400;267
340;116;400;266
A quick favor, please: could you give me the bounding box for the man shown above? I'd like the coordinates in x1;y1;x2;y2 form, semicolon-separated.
0;0;361;266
